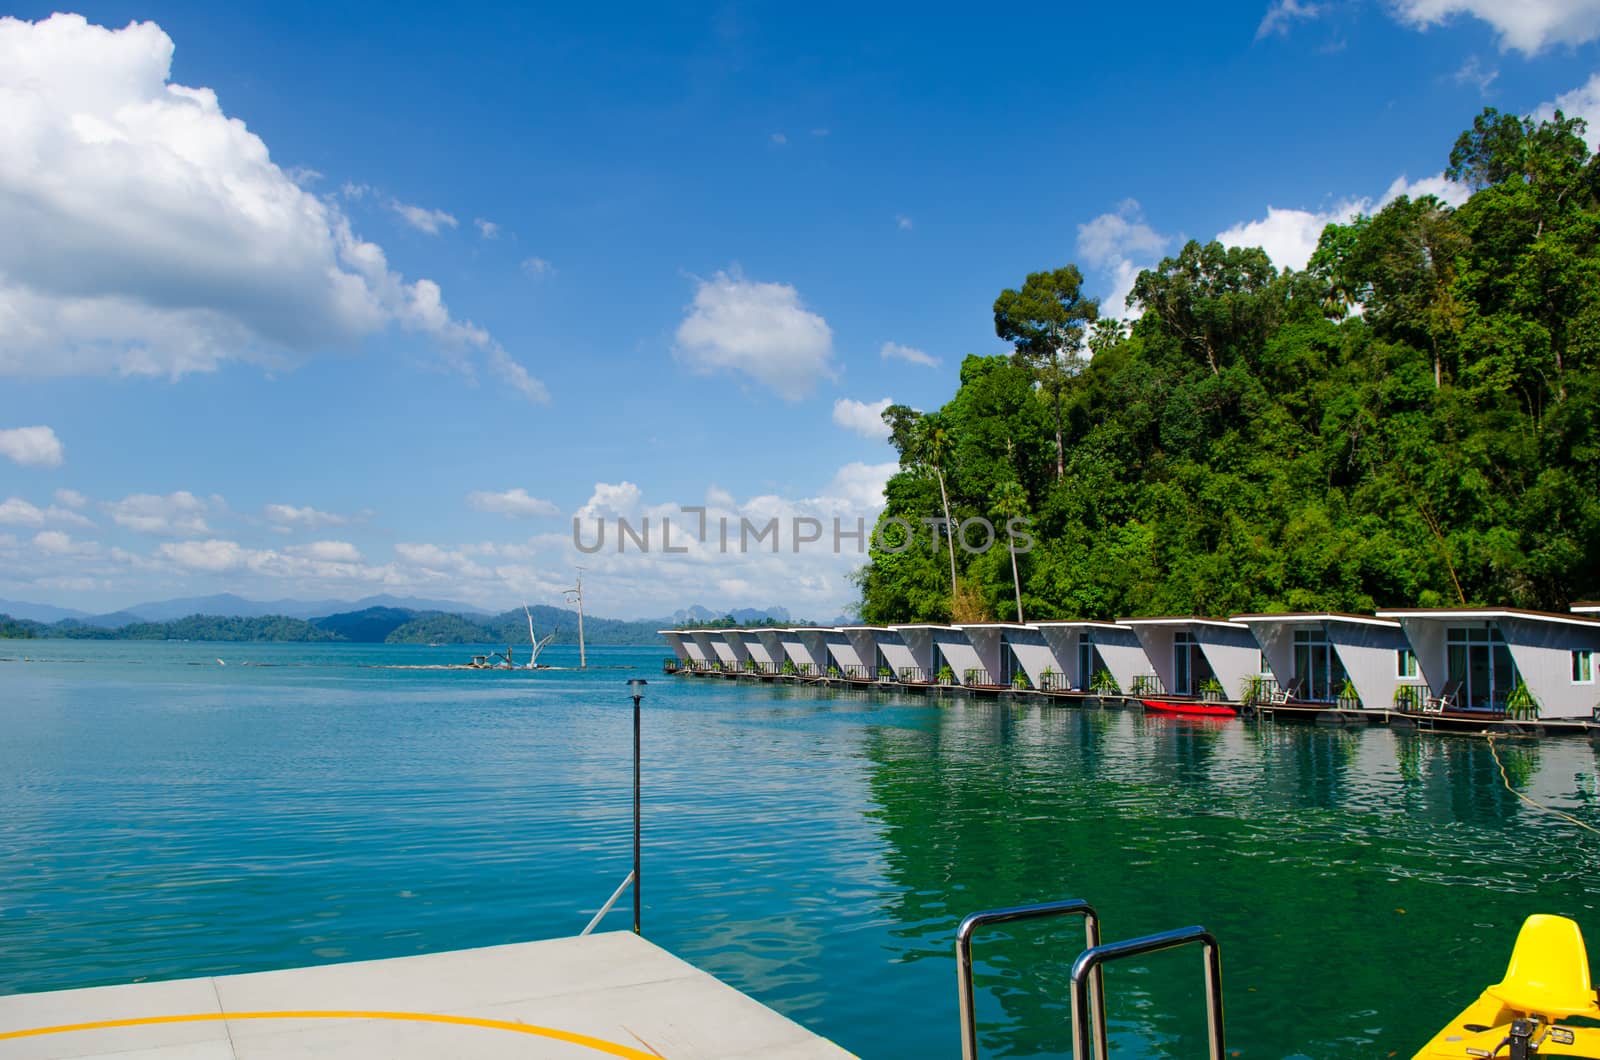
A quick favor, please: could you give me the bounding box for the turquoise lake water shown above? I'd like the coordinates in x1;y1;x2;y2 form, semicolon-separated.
4;640;1600;1057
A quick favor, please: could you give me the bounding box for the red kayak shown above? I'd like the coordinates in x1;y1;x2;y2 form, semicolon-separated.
1140;697;1239;718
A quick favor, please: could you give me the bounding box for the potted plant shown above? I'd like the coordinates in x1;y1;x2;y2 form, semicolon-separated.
1041;665;1057;691
1199;676;1224;702
937;664;955;685
1012;671;1030;690
798;662;813;676
827;664;840;679
1337;677;1360;710
1506;680;1540;720
1393;685;1420;712
1089;669;1120;696
781;658;796;676
878;665;893;682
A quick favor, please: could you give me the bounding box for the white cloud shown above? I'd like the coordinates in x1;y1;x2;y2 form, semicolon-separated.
770;132;788;145
1452;55;1499;93
1256;0;1323;39
1216;202;1363;272
391;200;458;234
0;498;44;526
1216;174;1469;271
674;270;836;397
576;481;643;520
880;341;939;368
0;496;92;527
288;540;362;563
475;218;500;239
468;488;561;517
106;491;210;535
1539;73;1600;149
0;13;540;398
157;538;245;571
832;397;893;441
263;503;347;528
33;530;96;556
896;214;913;231
54;488;87;508
1076;200;1171;319
521;257;552;279
1387;0;1600;54
0;426;64;467
486;345;551;403
825;461;898;511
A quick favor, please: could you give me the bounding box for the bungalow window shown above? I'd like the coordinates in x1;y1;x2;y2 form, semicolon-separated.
1293;628;1346;701
1078;636;1103;691
1397;648;1419;679
1576;651;1595;684
1173;631;1214;695
1446;626;1518;710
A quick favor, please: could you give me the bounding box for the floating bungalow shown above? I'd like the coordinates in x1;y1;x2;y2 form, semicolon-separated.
1029;621;1149;692
1116;617;1263;700
1373;607;1600;720
1229;613;1419;710
886;625;943;683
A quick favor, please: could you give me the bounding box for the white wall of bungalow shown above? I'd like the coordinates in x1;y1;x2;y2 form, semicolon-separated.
1116;617;1263;700
658;630;691;664
776;627;826;673
1230;613;1418;710
1375;608;1600;719
887;625;942;681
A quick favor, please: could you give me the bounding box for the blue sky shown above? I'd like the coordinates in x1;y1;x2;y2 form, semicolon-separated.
2;0;1599;618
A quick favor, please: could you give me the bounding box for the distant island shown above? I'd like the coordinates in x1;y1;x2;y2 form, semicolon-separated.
0;602;835;645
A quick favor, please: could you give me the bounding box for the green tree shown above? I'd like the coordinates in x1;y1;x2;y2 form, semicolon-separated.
991;479;1030;622
993;266;1099;479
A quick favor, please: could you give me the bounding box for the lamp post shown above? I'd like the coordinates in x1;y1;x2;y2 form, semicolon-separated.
628;678;646;935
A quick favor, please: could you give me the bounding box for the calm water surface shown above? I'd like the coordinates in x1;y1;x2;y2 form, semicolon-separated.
3;640;1600;1057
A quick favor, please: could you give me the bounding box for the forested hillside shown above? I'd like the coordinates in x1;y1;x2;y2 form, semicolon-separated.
856;109;1600;623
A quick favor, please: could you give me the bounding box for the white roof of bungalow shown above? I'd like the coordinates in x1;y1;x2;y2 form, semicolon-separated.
1230;612;1400;629
1573;602;1600;613
1027;620;1128;631
1374;606;1600;629
953;622;1032;630
1115;615;1249;630
889;623;957;630
837;624;895;631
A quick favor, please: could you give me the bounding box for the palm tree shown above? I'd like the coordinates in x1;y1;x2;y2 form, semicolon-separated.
991;480;1029;623
921;418;960;606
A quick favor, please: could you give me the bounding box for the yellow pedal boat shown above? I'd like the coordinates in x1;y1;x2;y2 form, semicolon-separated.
1416;914;1600;1059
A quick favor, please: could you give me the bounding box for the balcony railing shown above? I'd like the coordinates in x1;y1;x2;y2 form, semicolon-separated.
1039;671;1070;691
962;667;992;686
1130;674;1165;696
898;666;930;684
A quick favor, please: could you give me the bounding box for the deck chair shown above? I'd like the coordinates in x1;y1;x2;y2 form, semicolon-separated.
1488;914;1600;1022
1423;681;1460;715
1268;679;1301;705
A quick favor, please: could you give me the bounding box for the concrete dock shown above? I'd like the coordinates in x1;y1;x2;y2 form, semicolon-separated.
0;932;856;1059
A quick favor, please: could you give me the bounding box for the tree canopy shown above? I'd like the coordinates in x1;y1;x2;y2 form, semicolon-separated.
854;109;1600;623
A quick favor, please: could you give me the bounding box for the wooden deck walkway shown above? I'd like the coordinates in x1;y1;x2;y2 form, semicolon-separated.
0;932;856;1059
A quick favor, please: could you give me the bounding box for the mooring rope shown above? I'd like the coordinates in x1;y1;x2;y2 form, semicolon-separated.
1485;734;1600;836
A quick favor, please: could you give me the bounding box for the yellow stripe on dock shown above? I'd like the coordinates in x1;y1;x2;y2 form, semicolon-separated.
0;1009;662;1058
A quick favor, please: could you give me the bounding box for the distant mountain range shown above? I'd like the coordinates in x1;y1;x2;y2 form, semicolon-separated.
0;592;488;627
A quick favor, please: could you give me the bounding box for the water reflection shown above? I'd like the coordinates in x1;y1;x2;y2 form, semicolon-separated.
859;703;1600;1058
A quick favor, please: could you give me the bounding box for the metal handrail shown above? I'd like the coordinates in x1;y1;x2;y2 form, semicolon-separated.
580;869;635;936
1068;925;1224;1060
956;899;1107;1060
